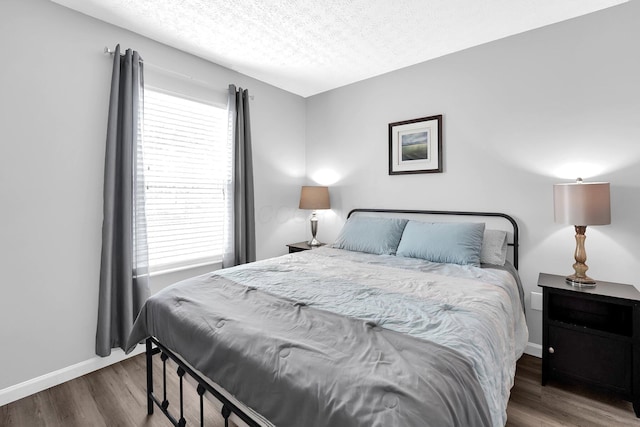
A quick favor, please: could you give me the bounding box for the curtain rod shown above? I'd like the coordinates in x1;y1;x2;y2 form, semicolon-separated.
104;47;227;94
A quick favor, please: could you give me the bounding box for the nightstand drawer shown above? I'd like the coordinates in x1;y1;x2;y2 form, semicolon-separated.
548;325;632;393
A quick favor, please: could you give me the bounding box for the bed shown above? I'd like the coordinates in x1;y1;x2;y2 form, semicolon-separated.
126;209;528;427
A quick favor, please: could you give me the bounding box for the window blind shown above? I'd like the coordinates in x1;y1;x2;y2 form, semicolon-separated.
142;88;230;272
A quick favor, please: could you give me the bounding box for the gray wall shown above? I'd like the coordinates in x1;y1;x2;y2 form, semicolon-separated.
0;0;306;391
305;1;640;349
2;0;638;398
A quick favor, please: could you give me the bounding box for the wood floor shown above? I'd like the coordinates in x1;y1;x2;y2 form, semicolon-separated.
1;354;639;426
506;355;639;426
0;354;225;427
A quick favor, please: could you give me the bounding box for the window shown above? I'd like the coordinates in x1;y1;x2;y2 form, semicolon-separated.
142;88;230;273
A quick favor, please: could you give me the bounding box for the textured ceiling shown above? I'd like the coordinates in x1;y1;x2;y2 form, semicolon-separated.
52;0;626;97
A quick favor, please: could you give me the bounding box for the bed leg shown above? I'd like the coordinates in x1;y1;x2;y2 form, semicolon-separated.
145;338;154;415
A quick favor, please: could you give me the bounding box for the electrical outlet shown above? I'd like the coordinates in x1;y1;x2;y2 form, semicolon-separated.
530;292;543;311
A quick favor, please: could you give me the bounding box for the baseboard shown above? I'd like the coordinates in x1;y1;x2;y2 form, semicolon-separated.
0;345;144;407
524;342;542;358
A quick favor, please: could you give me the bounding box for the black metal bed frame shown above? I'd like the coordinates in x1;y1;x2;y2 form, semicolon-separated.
146;337;261;427
144;209;520;426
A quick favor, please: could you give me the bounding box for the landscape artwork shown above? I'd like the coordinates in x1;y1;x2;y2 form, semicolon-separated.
389;114;442;175
401;130;429;161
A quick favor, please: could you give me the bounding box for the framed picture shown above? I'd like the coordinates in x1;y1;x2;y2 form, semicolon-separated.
388;115;442;175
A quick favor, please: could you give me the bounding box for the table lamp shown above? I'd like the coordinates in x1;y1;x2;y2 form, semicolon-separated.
299;186;330;246
553;178;611;287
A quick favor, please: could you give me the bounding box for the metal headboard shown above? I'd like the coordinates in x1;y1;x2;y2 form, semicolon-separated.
346;208;520;270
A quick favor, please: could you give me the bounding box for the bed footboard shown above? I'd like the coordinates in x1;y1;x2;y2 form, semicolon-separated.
145;337;261;427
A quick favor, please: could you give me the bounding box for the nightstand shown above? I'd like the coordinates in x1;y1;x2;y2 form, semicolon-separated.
538;272;640;417
286;241;326;253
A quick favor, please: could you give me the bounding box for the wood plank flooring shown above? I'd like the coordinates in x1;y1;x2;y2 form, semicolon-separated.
506;355;639;426
0;354;225;427
2;354;639;426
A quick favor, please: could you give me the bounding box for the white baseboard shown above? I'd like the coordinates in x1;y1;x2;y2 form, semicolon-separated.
524;342;542;358
0;345;144;407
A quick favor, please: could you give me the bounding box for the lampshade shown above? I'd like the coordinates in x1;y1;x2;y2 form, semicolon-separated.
299;186;330;210
553;180;610;226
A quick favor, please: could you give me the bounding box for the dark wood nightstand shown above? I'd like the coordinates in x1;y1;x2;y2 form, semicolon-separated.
286;241;326;253
538;272;640;417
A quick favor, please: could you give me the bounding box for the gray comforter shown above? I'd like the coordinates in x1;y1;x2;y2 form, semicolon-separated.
127;248;527;426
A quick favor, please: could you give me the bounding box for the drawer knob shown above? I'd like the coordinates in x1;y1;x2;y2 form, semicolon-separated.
548;347;555;354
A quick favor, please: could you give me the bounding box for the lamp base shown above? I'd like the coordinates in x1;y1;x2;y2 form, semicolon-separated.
308;237;322;246
308;211;324;246
565;274;597;288
565;225;597;288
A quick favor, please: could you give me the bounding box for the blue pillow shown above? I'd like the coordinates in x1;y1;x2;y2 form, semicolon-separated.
396;221;486;266
333;217;408;255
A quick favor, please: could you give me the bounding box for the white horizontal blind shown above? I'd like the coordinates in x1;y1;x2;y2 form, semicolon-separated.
142;88;230;272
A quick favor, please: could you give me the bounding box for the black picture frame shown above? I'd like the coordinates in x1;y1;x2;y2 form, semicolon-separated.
388;114;443;175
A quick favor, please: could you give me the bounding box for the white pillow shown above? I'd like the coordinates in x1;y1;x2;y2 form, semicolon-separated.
480;229;508;266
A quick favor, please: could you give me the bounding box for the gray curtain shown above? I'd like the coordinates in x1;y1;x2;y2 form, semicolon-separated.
223;85;256;267
96;45;149;357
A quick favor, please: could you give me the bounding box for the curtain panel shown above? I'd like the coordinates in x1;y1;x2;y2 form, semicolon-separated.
96;45;149;357
223;85;256;267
